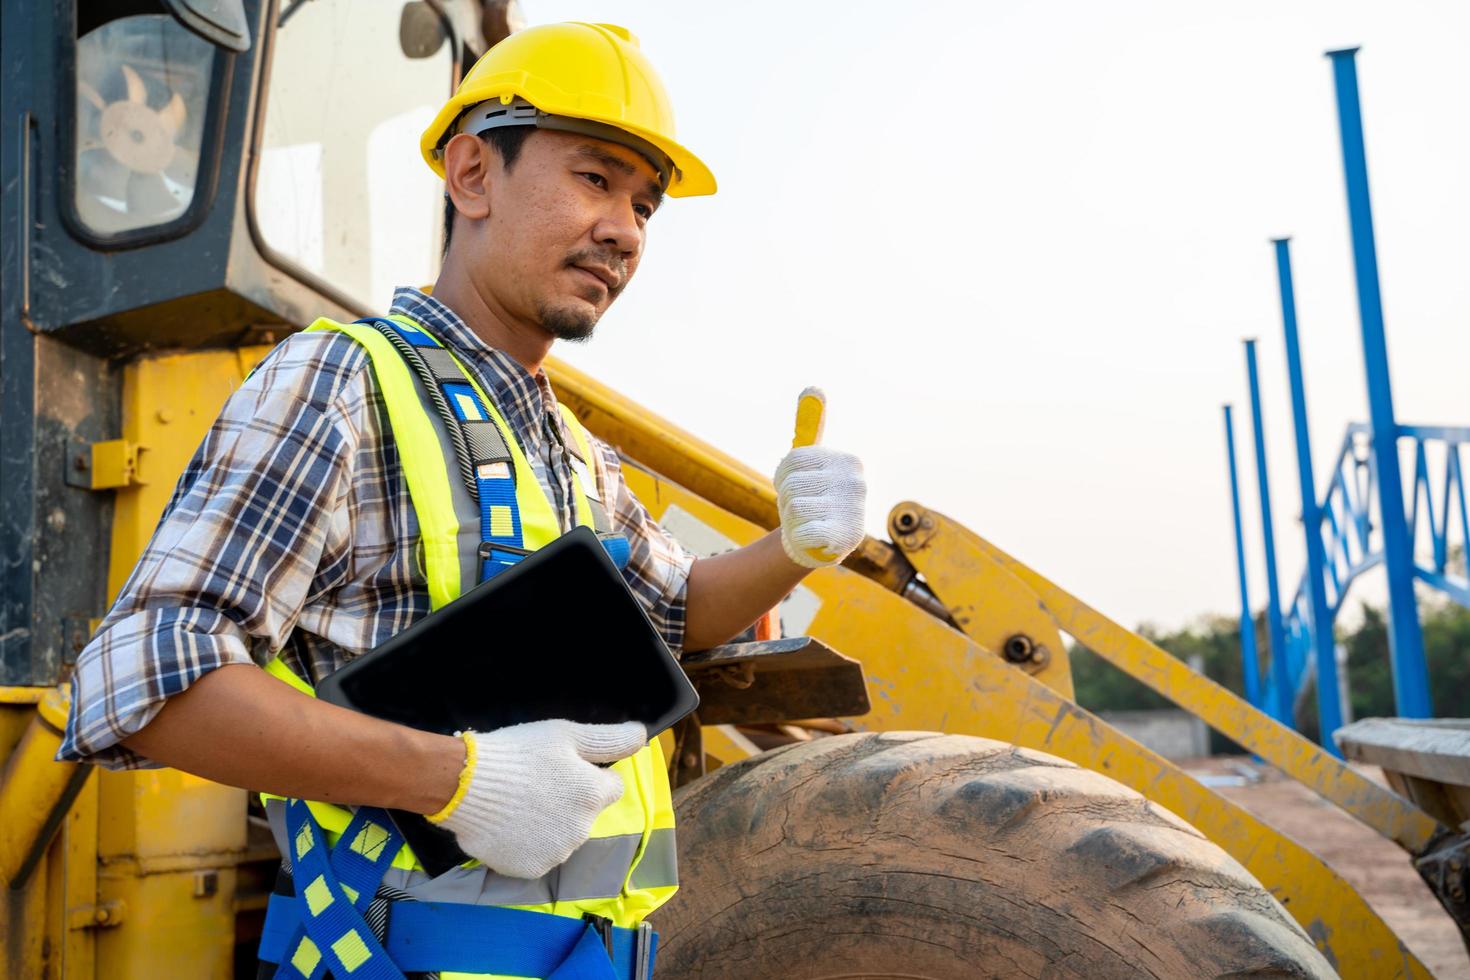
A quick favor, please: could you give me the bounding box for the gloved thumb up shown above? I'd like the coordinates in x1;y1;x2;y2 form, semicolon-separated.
775;387;867;569
567;718;650;763
428;719;647;879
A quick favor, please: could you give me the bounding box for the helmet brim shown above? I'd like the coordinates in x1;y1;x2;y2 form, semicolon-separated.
422;99;715;197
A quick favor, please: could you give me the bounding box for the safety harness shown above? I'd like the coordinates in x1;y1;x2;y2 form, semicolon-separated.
258;316;669;980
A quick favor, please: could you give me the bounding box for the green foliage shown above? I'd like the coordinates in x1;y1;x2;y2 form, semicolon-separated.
1341;599;1470;719
1070;613;1254;753
1070;613;1251;710
1069;599;1470;743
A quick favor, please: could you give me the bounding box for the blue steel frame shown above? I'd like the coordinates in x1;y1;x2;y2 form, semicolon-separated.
1327;47;1431;718
1241;48;1467;738
1278;424;1470;720
1244;339;1294;724
1217;45;1458;734
1222;405;1263;709
1271;238;1344;753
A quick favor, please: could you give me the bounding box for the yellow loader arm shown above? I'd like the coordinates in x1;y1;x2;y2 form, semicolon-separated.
547;355;1444;978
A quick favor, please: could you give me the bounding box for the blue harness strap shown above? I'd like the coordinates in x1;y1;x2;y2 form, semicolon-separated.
263;893;656;978
359;316;528;582
357;316;629;582
261;801;655;977
273;800;407;979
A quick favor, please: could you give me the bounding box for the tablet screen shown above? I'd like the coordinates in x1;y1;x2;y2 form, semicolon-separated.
314;527;698;876
319;527;697;738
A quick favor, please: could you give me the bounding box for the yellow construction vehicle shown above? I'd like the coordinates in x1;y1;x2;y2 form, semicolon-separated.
2;3;1465;977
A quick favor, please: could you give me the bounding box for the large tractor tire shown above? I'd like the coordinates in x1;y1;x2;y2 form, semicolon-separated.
654;731;1336;979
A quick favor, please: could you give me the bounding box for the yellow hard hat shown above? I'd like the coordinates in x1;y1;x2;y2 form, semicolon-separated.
420;22;716;197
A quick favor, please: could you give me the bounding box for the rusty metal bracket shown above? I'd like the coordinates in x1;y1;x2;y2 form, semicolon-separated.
681;637;870;727
64;439;147;491
66;899;126;930
711;662;756;690
670;713;705;789
1413;832;1470;948
888;502;1074;697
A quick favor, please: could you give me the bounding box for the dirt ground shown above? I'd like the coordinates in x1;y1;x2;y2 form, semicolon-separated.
1183;756;1468;980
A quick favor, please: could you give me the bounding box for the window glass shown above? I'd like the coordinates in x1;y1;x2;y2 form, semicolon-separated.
255;1;452;310
74;15;215;236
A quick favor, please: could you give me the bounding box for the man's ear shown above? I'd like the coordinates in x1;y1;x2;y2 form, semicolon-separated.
443;132;493;224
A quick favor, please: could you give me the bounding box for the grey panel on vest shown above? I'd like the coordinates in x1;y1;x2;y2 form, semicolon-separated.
462;419;511;465
587;497;613;536
417;346;466;384
264;800;293;875
628;827;678;890
563;431;587;463
401;833;643;905
554;832;642;900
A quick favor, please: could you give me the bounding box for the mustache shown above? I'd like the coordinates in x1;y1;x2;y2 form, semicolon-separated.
563;248;628;290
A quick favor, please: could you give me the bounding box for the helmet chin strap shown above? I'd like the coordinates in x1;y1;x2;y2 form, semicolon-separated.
453;97;675;191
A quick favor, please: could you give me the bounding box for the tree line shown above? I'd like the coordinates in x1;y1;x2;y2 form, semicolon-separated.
1069;597;1470;751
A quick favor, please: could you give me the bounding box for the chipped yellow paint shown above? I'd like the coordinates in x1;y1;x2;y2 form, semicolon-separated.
108;346;275;604
914;505;1442;856
893;505;1075;698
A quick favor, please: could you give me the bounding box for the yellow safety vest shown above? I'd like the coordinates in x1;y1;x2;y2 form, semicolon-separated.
260;315;677;974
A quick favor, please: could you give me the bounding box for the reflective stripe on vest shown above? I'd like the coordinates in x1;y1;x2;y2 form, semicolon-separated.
260;315;677;940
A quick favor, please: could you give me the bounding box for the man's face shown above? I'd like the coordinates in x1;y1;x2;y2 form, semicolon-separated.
472;129;664;341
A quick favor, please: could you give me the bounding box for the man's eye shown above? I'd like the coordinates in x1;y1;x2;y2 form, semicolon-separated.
579;172;608;188
634;204;653;219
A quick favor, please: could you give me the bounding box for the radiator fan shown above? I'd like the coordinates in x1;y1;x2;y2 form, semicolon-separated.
76;63;198;231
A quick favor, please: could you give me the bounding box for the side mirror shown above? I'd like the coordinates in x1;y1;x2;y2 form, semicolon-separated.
163;0;251;52
399;2;448;60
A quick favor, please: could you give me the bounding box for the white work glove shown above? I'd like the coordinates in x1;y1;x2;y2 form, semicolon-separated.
428;719;647;879
774;388;867;569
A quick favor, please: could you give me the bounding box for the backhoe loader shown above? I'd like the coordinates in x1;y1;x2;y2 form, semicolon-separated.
3;2;1466;977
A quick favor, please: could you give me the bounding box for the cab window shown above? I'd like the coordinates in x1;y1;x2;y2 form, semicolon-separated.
253;0;456;310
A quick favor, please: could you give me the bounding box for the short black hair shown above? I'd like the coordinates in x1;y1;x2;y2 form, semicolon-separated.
442;126;534;256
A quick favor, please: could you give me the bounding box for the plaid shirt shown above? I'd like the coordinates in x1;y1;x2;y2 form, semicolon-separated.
61;288;695;769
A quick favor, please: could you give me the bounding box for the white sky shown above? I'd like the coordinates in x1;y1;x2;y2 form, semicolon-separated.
522;1;1469;631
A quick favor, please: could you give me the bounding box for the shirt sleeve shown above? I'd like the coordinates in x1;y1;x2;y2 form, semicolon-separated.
59;333;369;770
590;437;697;655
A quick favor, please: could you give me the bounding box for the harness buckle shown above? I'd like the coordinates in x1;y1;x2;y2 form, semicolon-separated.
634;921;654;980
477;541;532;561
582;912;615;960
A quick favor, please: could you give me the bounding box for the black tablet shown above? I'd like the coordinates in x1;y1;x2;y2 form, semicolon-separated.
316;525;699;876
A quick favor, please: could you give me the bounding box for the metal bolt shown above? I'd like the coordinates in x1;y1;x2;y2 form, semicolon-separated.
901;535;917;549
920;516;934;529
681;753;699;769
1003;634;1035;663
1030;649;1046;664
156;408;174;424
95;907;109;923
894;510;919;533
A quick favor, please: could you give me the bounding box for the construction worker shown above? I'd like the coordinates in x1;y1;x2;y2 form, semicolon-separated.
58;21;866;980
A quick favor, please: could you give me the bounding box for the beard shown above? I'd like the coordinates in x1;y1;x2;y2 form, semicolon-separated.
537;301;599;342
536;247;628;342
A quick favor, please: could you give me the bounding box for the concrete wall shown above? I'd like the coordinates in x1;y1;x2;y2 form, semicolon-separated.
1098;709;1211;760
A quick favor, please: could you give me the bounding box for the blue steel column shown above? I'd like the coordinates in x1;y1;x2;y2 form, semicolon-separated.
1327;47;1431;717
1272;238;1344;752
1244;339;1293;725
1223;405;1262;709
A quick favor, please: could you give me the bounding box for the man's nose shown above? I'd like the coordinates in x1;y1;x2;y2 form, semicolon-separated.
591;198;644;257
